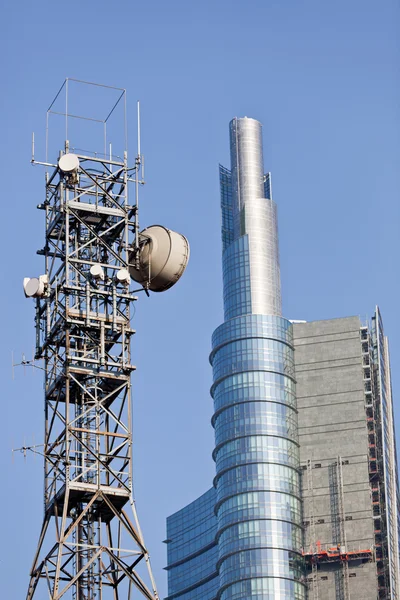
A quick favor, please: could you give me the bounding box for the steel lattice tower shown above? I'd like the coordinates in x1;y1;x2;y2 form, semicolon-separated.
24;80;166;600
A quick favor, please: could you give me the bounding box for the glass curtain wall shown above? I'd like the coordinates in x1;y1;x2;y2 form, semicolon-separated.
210;118;305;600
165;488;219;600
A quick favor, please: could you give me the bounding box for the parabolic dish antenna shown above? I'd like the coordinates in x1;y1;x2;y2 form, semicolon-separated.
23;275;48;298
24;278;42;298
130;225;190;292
58;153;80;173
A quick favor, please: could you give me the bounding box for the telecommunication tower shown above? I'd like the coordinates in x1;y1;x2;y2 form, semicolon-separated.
23;79;189;600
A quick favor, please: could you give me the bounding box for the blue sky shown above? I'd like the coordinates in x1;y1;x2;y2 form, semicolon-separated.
0;1;398;597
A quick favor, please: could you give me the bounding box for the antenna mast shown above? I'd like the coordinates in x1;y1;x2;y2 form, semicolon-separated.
25;79;159;600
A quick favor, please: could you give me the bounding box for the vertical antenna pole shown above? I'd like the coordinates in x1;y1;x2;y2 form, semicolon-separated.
45;111;49;166
31;133;35;163
65;78;68;143
124;89;128;155
135;101;141;254
137;101;141;158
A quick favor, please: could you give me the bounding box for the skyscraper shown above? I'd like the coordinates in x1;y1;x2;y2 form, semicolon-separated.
210;117;304;600
165;118;400;600
166;117;305;600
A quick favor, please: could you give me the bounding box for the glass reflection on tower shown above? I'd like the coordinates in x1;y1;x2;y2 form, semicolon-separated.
210;117;305;600
165;118;305;600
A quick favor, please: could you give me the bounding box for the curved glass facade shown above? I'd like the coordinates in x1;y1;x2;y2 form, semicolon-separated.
165;488;219;600
210;117;305;599
211;316;303;598
166;117;305;600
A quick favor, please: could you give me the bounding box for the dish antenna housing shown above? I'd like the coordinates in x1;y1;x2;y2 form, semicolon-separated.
130;225;190;292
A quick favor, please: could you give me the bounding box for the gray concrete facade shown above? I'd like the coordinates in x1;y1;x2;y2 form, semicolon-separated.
293;317;377;599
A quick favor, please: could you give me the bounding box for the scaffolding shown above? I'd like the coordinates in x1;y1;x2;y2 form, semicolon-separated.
327;457;349;600
307;459;319;600
361;322;391;598
303;454;374;600
24;80;159;600
303;542;373;564
302;320;397;600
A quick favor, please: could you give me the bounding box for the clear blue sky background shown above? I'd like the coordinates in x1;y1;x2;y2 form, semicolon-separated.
0;1;398;597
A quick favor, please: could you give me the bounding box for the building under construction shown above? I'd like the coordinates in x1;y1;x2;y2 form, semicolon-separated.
296;311;400;599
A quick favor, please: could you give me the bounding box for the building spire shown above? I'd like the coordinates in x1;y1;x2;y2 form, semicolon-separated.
219;117;281;320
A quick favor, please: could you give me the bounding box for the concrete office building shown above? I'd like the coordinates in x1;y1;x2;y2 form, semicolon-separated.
295;311;400;598
165;118;400;599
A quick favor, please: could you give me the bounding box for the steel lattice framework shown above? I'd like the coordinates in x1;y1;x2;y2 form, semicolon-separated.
26;80;159;600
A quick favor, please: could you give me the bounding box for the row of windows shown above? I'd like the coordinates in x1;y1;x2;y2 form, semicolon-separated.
222;238;252;320
224;263;251;286
214;402;298;447
167;545;218;595
166;573;219;600
220;576;306;600
167;526;217;566
167;534;217;567
212;336;293;366
211;314;292;352
212;371;296;406
264;172;272;200
217;491;302;530
219;165;234;252
222;230;234;252
218;519;303;557
216;463;301;502
222;242;250;281
212;341;295;382
214;435;300;473
221;234;282;319
167;488;216;536
214;399;297;426
166;489;218;564
213;384;297;415
223;290;252;321
219;549;304;588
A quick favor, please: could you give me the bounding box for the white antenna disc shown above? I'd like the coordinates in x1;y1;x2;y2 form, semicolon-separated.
23;275;47;298
90;264;105;280
116;268;131;284
24;278;41;297
58;153;80;173
130;225;190;292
